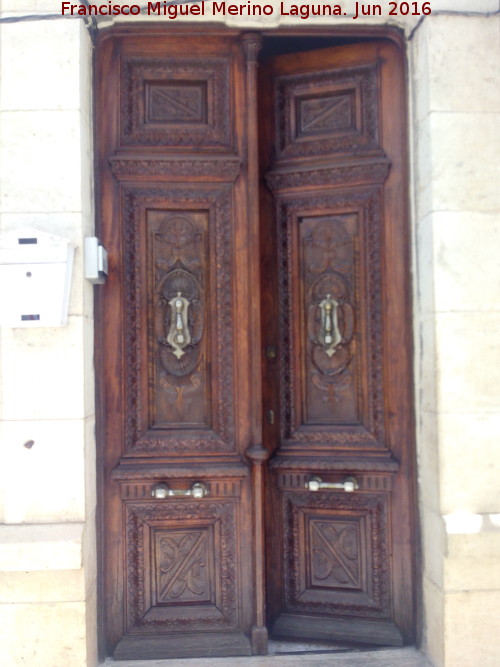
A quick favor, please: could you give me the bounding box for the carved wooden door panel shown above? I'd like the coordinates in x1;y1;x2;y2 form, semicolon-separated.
259;42;415;647
95;31;415;661
95;32;264;661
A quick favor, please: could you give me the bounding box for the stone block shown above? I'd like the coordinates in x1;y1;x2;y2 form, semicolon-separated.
80;110;95;220
439;413;500;514
432;212;500;312
430;0;498;11
83;510;97;600
0;601;87;667
411;19;431;124
0;317;88;421
0;0;56;13
414;212;436;315
0;20;82;112
414;115;434;220
0;523;83;571
0;110;83;214
84;415;97;518
84;321;96;418
416;410;440;513
85;584;99;667
79;25;94;123
435;312;500;413
414;313;438;412
422;577;444;667
0;420;86;524
424;15;500;114
0;569;85;603
420;504;446;589
445;531;500;592
445;590;500;667
426;111;500;214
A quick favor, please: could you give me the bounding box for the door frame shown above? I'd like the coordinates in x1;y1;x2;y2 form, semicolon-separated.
93;24;419;661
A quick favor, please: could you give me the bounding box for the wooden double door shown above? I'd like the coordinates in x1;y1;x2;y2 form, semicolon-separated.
96;29;416;660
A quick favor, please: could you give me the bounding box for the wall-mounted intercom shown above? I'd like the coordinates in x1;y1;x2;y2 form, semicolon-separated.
0;229;75;328
84;236;108;285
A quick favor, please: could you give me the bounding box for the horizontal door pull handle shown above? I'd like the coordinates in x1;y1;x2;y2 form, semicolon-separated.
151;482;209;499
306;475;358;493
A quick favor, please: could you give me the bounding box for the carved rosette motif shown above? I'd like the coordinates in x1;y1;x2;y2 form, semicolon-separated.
277;189;385;448
123;186;235;453
121;57;232;149
282;491;390;618
126;501;239;631
275;64;380;160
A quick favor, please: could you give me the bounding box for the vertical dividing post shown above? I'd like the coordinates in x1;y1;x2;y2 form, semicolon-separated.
241;31;269;656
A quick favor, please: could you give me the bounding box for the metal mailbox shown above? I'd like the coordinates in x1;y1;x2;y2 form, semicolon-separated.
0;229;74;328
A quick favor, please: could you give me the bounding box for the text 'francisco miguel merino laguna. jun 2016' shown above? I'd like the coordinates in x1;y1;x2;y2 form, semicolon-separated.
60;1;433;20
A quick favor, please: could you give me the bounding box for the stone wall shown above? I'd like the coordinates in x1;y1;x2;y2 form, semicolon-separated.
0;9;97;667
0;1;498;665
410;8;500;667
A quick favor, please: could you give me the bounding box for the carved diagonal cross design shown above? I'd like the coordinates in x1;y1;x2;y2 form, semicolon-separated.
157;531;207;600
151;86;204;122
300;95;352;133
311;521;359;587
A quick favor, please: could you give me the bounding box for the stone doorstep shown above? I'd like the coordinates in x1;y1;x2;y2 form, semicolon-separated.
103;646;432;667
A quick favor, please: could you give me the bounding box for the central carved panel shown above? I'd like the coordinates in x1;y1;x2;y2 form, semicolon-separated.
146;81;208;124
302;215;357;425
297;92;354;136
154;529;213;604
123;185;235;454
277;189;386;450
151;211;208;429
309;519;361;590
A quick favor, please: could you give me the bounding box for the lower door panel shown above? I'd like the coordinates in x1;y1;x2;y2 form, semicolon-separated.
270;470;403;647
112;473;252;660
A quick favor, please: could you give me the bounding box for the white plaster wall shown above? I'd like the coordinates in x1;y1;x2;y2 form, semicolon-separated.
0;1;498;666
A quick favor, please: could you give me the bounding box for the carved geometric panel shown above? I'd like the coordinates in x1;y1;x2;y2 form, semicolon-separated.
282;491;390;618
126;501;239;632
146;81;207;124
123;185;235;454
275;65;380;161
297;92;354;136
309;519;361;590
277;189;385;450
154;529;214;605
121;57;232;148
